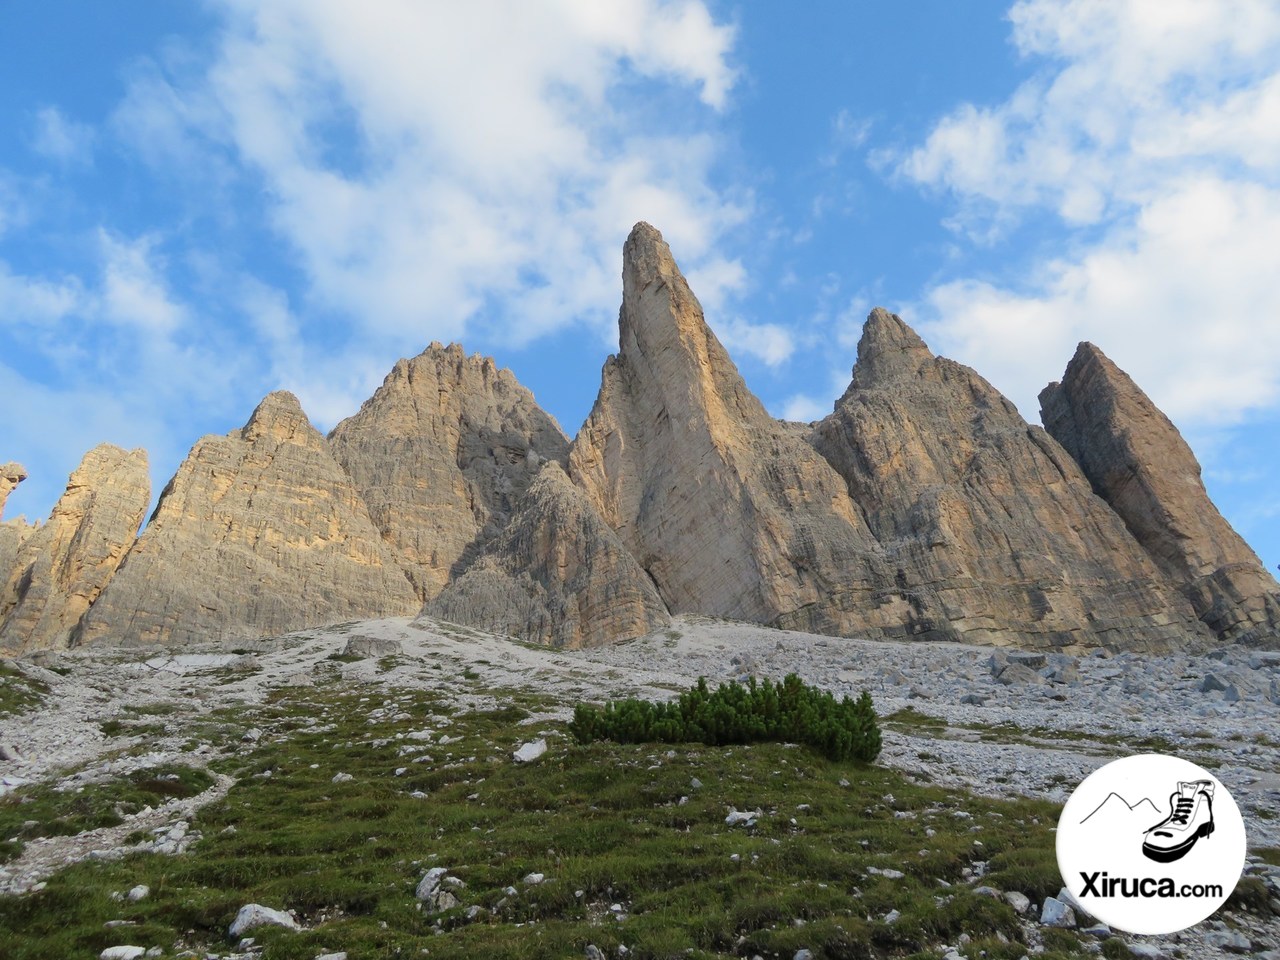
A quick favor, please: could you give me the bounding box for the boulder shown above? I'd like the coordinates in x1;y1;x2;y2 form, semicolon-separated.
228;903;298;938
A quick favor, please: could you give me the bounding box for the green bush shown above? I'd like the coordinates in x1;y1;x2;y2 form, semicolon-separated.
569;674;881;763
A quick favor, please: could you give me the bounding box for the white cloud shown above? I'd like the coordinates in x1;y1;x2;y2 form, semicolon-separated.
714;315;795;368
29;106;95;165
894;0;1280;431
777;393;829;423
111;0;744;361
98;231;189;335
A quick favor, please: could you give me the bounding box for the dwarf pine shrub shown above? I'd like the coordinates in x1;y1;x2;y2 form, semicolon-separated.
569;674;881;763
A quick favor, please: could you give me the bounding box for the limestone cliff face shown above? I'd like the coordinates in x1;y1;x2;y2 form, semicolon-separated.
0;463;34;591
76;392;418;646
328;344;570;602
425;462;670;648
569;223;906;638
809;311;1206;650
1;463;26;516
0;446;150;653
1041;343;1280;645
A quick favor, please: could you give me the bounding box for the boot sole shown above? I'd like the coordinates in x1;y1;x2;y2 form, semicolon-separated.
1142;820;1214;863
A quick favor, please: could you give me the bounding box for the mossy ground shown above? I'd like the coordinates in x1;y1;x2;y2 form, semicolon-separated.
0;764;214;864
2;680;1103;959
0;661;48;717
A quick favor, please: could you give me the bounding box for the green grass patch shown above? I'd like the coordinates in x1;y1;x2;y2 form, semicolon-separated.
0;764;214;865
0;662;48;718
0;681;1088;960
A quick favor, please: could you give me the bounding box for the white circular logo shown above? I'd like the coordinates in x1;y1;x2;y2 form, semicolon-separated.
1057;754;1246;935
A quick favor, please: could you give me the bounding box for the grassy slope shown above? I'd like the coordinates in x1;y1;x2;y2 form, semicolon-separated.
0;675;1117;960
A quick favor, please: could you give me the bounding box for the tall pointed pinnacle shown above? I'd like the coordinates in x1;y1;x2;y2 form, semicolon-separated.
1041;341;1280;645
570;222;897;637
615;221;769;425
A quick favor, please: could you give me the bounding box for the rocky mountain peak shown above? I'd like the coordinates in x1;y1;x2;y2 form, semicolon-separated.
328;344;569;602
1;462;27;517
0;444;150;653
1041;341;1280;644
850;307;934;388
239;390;316;446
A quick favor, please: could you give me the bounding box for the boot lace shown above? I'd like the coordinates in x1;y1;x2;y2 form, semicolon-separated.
1169;796;1195;825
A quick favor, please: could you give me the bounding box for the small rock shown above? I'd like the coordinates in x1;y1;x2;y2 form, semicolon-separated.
331;772;354;783
342;635;402;658
867;867;905;880
241;728;262;743
100;948;146;960
315;953;349;960
1039;896;1076;928
228;903;299;938
127;884;150;902
1081;922;1111;937
690;777;703;789
973;885;1001;898
725;808;762;827
960;693;987;705
585;947;606;960
1207;929;1251;953
794;951;814;960
1126;944;1167;959
523;872;545;885
416;868;449;901
513;739;547;763
883;909;900;923
1200;673;1229;693
1003;890;1031;914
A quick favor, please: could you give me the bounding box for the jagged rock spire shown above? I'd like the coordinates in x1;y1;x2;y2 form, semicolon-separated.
809;310;1206;650
0;445;150;653
1042;342;1280;644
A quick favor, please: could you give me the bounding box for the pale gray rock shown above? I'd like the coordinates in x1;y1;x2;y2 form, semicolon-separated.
425;463;670;648
811;310;1206;652
1042;342;1280;646
1039;896;1076;927
1003;890;1031;914
342;635;402;658
100;948;146;960
77;393;418;647
228;903;298;938
513;739;547;763
328;343;569;602
0;445;150;653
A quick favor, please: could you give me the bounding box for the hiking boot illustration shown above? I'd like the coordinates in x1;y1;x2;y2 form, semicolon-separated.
1142;780;1215;863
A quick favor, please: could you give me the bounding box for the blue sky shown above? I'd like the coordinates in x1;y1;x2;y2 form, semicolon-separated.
3;0;1278;574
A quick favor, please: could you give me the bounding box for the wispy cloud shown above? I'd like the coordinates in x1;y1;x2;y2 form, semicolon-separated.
28;106;95;166
890;0;1280;428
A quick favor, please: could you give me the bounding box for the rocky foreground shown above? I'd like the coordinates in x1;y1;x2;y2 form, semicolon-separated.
2;615;1278;958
